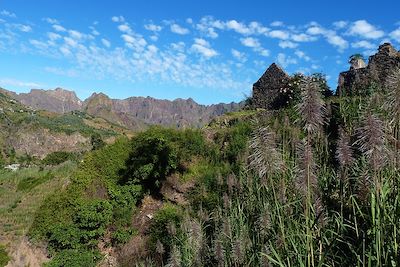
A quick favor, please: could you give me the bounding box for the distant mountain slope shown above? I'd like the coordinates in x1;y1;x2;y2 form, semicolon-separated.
0;91;128;160
84;92;242;128
0;87;83;113
0;87;242;129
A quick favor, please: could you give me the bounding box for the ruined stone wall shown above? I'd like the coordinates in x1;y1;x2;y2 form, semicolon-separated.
337;43;400;96
252;63;290;109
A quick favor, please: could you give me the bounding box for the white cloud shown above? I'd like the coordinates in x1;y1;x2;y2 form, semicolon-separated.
0;78;41;88
15;24;32;32
270;21;284;27
269;30;289;40
276;53;297;68
29;39;48;50
240;37;269;57
89;26;99;36
170;23;189;35
47;32;61;41
69;30;84;39
64;37;78;47
144;23;162;32
351;40;375;49
231;49;247;62
249;21;269;35
118;24;132;34
333;21;348;29
307;25;348;50
121;34;147;51
0;10;16;18
295;50;311;61
326;33;348;50
111;16;125;23
191;38;218;58
307;26;326;35
348;20;384;39
279;40;298;49
291;33;316;42
390;28;400;42
53;24;66;32
43;17;59;24
226;20;251;35
241;37;260;48
101;38;111;48
186;18;193;24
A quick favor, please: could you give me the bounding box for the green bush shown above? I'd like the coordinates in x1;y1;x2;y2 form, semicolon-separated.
0;246;10;267
149;204;183;252
111;228;135;245
47;223;82;251
42;151;79;166
45;249;101;267
122;127;206;193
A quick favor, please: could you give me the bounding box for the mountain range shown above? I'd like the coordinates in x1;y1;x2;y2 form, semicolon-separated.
0;87;242;129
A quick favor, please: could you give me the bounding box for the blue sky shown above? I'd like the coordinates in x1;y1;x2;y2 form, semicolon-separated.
0;0;399;104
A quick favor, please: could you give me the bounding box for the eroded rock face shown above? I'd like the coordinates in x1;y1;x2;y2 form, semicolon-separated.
252;63;290;109
337;43;400;96
7;128;90;159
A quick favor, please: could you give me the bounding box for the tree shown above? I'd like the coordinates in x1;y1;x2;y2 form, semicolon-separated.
348;53;365;63
90;133;105;151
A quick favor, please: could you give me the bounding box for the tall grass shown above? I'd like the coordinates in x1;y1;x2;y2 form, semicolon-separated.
140;72;400;266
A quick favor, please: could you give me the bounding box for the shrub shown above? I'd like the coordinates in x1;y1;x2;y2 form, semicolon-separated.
121;127;206;194
0;246;10;267
42;151;79;166
45;249;101;267
111;228;135;245
149;204;183;253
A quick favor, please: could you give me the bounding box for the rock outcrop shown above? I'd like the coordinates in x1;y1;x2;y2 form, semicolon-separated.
252;63;290;109
337;43;400;96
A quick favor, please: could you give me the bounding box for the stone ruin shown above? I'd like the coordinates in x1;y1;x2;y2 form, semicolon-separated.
252;63;290;109
251;43;400;110
337;43;400;96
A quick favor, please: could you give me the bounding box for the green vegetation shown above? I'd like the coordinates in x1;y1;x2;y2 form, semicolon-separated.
42;151;80;166
0;246;10;267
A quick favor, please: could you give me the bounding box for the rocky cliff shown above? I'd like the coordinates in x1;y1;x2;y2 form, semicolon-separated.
337;43;400;96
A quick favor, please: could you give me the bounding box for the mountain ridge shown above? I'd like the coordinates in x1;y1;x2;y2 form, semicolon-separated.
0;87;242;129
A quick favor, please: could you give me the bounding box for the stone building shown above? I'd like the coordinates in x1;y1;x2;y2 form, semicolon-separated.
337;43;400;96
252;63;290;109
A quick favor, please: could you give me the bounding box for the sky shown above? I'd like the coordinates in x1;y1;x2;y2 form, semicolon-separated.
0;0;399;104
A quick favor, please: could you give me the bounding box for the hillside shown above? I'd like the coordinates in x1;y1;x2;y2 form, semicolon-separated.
0;91;130;161
1;87;242;130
